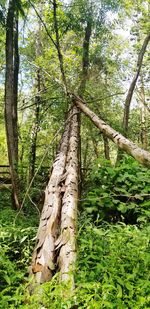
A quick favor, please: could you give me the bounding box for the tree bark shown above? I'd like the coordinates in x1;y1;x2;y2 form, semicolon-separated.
57;105;79;287
75;96;150;168
30;115;71;286
13;9;19;163
5;0;20;209
103;134;110;160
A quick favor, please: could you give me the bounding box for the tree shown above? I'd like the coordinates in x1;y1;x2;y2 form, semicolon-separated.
5;0;20;209
28;0;150;291
28;7;43;184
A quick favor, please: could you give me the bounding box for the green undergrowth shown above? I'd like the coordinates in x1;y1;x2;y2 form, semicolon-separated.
83;156;150;225
0;158;150;308
1;216;150;308
0;190;37;309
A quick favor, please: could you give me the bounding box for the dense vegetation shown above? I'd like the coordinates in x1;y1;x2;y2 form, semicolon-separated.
0;158;150;308
0;0;150;307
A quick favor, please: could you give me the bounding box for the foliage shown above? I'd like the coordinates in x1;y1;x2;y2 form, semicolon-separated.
0;0;150;307
16;221;150;309
83;156;150;224
0;187;150;308
0;190;37;309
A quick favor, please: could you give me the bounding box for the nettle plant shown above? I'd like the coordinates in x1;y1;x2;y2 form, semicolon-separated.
83;156;150;224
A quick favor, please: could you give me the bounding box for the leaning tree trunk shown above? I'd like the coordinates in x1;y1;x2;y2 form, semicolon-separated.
75;97;150;168
57;105;79;287
5;0;20;209
30;116;71;286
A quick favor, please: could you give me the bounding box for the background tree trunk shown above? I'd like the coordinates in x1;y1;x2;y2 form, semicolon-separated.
13;9;19;163
103;134;110;160
123;32;150;136
5;0;20;209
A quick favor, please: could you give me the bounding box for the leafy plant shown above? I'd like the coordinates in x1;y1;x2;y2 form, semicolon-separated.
83;156;150;224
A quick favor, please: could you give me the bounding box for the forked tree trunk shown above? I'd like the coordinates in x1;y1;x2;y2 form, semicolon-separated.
75;97;150;167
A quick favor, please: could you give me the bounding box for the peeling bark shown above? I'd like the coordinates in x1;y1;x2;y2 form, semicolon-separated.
58;105;79;287
30;117;71;286
75;97;150;168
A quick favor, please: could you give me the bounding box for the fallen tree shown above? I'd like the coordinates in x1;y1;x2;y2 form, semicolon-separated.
75;96;150;168
30;105;79;290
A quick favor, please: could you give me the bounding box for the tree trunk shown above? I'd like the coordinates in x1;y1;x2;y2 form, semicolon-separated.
28;13;42;184
57;105;79;287
75;97;150;168
30;113;71;286
28;98;40;183
13;9;19;163
123;32;150;135
78;15;92;195
5;0;20;209
138;75;148;150
103;134;110;160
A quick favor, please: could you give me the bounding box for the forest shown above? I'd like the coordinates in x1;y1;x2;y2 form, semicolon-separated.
0;0;150;308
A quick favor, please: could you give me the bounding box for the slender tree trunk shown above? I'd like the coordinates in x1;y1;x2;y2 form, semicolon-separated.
75;96;150;167
78;15;92;195
13;9;19;163
82;138;89;182
138;75;148;150
123;32;150;135
103;134;110;160
92;138;99;158
28;14;42;183
28;98;40;183
53;0;67;92
5;0;20;209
